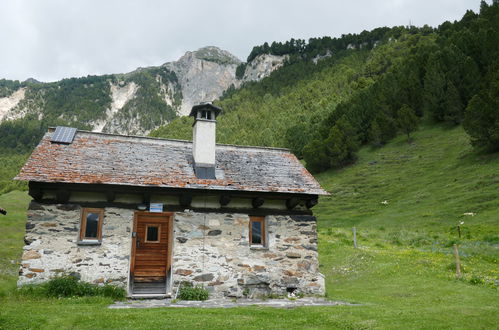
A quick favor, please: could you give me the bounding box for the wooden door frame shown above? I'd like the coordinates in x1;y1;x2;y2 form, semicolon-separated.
130;211;174;280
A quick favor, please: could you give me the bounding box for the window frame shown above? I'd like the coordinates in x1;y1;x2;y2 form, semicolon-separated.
79;208;104;243
249;216;266;247
144;224;161;243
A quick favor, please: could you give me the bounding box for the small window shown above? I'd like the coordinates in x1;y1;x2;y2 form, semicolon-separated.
79;208;104;242
249;216;266;246
145;225;160;243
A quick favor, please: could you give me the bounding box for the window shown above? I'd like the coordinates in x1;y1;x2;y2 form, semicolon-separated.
249;216;266;246
79;208;104;242
145;225;160;243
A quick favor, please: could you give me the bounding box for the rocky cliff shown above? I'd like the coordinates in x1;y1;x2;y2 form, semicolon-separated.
164;46;241;116
0;46;285;135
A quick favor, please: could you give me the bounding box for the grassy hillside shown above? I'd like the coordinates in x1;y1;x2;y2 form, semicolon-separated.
314;124;498;328
0;154;28;194
316;124;499;231
0;190;31;295
0;125;497;328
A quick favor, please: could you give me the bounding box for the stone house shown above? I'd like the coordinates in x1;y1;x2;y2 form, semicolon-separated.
15;103;328;298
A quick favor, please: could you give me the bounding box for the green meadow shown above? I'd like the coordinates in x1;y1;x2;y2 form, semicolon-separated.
0;125;497;329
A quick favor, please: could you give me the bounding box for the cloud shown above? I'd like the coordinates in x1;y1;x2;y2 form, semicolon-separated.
0;0;481;82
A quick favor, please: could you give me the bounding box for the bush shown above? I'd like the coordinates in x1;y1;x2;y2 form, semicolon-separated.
19;275;126;300
469;276;484;285
47;275;89;297
178;282;209;301
97;283;126;300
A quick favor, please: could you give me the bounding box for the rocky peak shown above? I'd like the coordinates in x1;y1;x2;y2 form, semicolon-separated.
163;46;242;116
193;46;241;65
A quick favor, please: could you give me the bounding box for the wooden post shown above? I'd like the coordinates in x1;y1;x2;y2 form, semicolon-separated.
453;244;461;278
353;227;358;249
457;225;461;238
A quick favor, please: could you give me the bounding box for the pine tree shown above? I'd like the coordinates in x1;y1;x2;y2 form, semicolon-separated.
423;57;447;121
325;118;359;167
369;110;397;146
396;104;419;142
368;120;383;147
463;71;499;152
444;82;464;124
460;56;482;103
302;139;330;173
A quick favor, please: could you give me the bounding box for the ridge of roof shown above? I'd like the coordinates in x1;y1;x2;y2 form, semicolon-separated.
48;127;292;153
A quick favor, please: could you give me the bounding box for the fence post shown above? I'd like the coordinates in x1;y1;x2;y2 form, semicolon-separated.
353;227;358;249
453;244;461;278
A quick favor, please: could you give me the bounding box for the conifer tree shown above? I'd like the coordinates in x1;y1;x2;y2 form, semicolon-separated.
460;56;482;103
325;118;359;167
444;82;464;124
396;104;419;142
302;139;330;173
423;58;447;121
369;110;397;146
463;72;499;152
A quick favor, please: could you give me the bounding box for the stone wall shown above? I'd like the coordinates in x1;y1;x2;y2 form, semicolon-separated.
169;212;324;297
19;201;133;287
19;202;325;298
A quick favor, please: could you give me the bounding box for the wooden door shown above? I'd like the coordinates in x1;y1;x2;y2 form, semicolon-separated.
131;212;173;283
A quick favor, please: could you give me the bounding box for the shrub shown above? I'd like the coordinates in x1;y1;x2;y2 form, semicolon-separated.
95;283;127;300
178;282;209;301
469;276;484;285
47;275;90;297
19;275;126;300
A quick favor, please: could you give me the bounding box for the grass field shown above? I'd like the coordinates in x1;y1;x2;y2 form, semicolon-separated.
0;125;497;329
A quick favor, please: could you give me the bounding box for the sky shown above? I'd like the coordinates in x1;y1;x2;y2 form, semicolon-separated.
0;0;483;82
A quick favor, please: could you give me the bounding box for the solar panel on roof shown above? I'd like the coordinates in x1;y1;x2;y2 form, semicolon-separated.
51;126;77;144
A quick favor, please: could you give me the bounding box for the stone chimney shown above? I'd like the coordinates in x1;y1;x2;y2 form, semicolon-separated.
189;103;222;179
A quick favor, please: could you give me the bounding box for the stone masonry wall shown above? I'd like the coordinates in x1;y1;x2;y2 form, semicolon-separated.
172;212;324;298
19;202;325;298
19;201;133;287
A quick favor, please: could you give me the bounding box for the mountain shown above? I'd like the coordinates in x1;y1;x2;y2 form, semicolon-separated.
0;46;286;136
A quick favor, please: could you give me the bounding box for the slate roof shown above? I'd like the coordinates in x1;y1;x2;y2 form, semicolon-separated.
16;128;328;196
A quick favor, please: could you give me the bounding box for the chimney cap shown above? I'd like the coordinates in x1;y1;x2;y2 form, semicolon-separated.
189;103;223;118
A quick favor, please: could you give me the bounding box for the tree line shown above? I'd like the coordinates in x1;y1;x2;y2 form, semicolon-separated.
301;1;499;172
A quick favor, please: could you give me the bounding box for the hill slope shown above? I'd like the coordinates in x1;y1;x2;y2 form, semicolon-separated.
316;125;499;232
315;124;498;291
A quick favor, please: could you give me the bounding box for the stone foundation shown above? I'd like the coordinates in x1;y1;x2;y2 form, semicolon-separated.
19;201;325;297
